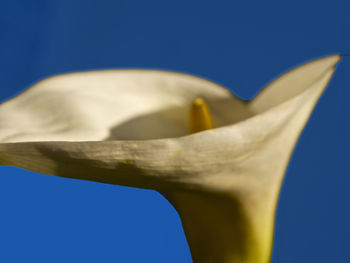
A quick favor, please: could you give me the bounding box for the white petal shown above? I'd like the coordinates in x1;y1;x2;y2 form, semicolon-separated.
0;55;342;263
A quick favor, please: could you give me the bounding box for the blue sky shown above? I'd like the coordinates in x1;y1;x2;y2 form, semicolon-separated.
1;1;350;262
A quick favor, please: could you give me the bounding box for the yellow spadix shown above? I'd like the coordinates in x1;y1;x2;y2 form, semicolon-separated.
189;98;214;133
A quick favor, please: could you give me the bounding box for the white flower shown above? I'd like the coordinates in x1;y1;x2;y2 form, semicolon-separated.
0;55;341;263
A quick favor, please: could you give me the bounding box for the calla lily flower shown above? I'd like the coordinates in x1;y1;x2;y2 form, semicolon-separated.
0;55;341;263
